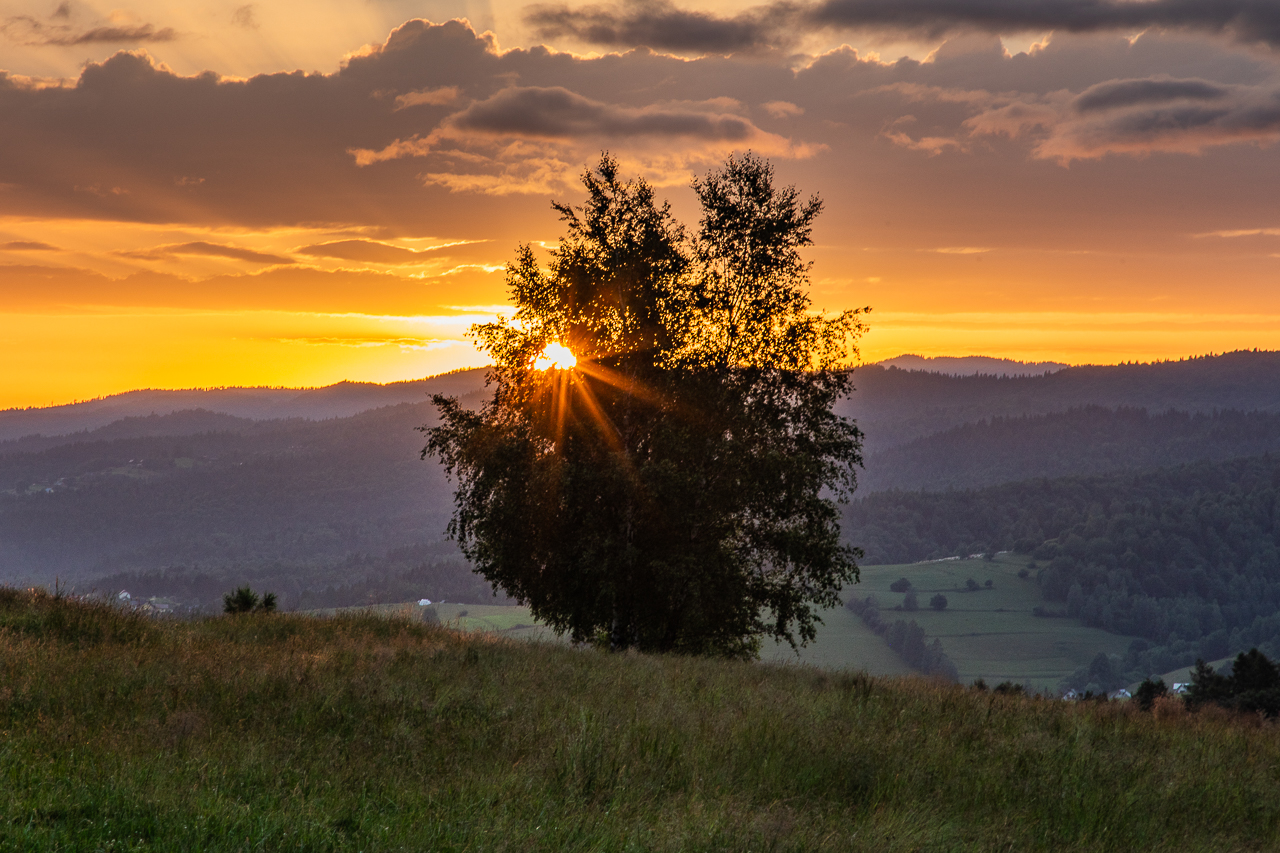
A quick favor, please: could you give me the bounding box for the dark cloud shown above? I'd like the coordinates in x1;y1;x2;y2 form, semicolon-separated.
54;24;177;45
960;74;1280;160
0;17;804;226
2;240;58;251
232;5;259;29
1101;97;1280;140
1075;77;1230;112
525;0;800;53
1;17;177;46
526;0;1280;53
296;240;437;264
0;16;1272;241
451;86;755;140
121;242;293;265
810;0;1280;43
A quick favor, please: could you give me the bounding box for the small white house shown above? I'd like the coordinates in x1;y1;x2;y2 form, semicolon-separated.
117;590;131;601
418;598;432;606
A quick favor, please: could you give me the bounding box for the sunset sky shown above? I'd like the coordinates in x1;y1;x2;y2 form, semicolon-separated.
3;0;1280;408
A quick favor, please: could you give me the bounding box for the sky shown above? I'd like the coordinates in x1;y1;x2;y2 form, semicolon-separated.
3;0;1280;408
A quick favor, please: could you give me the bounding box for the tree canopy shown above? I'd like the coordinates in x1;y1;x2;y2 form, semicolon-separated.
426;153;865;658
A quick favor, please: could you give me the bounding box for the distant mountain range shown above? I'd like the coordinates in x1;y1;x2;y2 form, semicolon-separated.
0;369;489;444
874;354;1068;377
10;351;1280;454
844;350;1280;448
6;350;1280;617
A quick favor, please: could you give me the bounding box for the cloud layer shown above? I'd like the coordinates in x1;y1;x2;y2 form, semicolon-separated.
0;19;810;229
527;0;1280;54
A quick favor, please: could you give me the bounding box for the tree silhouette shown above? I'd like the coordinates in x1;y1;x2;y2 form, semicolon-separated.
426;153;865;657
223;586;276;614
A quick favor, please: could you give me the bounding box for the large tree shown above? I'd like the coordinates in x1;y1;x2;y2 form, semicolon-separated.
426;153;865;658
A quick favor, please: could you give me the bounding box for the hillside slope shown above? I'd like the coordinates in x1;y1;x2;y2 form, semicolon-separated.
3;588;1278;852
844;350;1280;449
861;406;1280;492
0;401;475;603
0;368;489;443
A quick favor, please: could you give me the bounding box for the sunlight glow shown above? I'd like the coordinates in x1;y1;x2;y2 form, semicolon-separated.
535;342;577;371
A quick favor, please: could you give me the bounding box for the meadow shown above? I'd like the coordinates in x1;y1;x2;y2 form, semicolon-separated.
805;556;1134;690
3;587;1279;851
368;556;1133;691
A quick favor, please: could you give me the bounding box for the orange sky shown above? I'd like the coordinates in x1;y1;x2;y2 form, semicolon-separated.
3;3;1280;408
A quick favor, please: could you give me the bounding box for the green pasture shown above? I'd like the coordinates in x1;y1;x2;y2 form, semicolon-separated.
330;555;1131;691
797;555;1132;690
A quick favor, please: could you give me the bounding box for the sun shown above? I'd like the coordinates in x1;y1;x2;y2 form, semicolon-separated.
534;342;577;371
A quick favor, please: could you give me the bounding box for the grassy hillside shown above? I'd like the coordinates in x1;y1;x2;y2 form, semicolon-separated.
788;557;1132;690
0;369;489;443
328;557;1141;691
0;401;468;597
844;350;1280;449
3;588;1278;852
860;406;1280;492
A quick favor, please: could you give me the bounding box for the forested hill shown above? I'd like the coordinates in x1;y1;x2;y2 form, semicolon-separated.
8;350;1280;613
847;455;1280;687
10;350;1280;454
0;401;483;607
0;369;489;444
843;350;1280;449
861;407;1280;492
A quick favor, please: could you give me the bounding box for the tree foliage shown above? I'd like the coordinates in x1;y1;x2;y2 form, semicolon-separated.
426;153;865;657
1186;649;1280;717
222;586;276;614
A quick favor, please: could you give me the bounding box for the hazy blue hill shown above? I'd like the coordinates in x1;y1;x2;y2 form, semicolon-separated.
844;350;1280;449
0;400;470;605
13;350;1280;454
875;354;1068;376
0;368;489;443
0;409;283;457
9;350;1280;612
861;406;1280;492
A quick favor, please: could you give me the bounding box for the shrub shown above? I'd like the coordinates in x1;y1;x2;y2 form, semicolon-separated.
222;586;277;614
965;578;980;591
1135;677;1168;711
902;591;918;612
889;578;912;593
929;594;948;611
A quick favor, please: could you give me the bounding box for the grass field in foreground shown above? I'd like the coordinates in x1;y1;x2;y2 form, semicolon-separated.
4;587;1280;852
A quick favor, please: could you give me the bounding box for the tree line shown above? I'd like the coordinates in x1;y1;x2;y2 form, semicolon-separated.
845;594;959;681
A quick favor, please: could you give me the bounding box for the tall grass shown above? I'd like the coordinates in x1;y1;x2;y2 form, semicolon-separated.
1;587;1277;851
